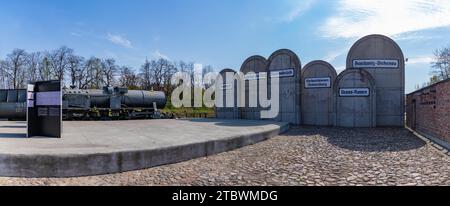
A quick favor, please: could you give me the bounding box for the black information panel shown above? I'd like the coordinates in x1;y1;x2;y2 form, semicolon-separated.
27;80;62;138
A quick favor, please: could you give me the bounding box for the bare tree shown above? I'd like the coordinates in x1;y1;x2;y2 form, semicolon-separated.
429;75;441;85
102;58;118;87
27;52;43;83
0;46;214;94
119;66;140;89
39;54;53;81
77;59;90;89
0;59;7;89
67;54;84;88
83;57;103;89
150;59;166;91
5;49;28;89
178;61;195;87
139;58;178;93
47;46;73;82
431;45;450;81
162;60;178;94
202;65;215;88
139;58;153;90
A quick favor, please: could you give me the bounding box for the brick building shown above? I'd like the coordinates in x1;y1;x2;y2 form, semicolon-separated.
406;79;450;144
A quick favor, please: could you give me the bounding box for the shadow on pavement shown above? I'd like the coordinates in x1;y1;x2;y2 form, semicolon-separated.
282;126;426;152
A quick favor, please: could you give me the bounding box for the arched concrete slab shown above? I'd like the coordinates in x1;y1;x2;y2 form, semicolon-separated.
267;49;302;125
334;69;377;128
216;68;240;119
240;55;268;120
346;34;405;127
301;60;337;126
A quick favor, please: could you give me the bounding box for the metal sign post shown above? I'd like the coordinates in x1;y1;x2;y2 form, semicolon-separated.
27;80;62;138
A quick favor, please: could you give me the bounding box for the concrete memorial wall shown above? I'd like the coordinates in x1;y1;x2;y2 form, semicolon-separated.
240;55;268;120
335;69;377;127
346;34;405;127
301;60;337;126
268;49;302;125
215;34;404;128
215;69;240;119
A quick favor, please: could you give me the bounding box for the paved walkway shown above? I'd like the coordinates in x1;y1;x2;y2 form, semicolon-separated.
1;127;449;186
0;119;287;177
0;119;286;155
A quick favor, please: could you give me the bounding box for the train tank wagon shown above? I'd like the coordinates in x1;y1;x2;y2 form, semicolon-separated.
63;87;167;120
0;89;27;120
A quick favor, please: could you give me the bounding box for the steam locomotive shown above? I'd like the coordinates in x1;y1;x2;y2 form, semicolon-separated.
0;87;169;120
0;89;27;120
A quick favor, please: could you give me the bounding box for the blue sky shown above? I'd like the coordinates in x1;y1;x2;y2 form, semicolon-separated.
1;0;449;93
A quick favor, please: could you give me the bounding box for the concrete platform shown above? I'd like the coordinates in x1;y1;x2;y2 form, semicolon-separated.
0;119;289;177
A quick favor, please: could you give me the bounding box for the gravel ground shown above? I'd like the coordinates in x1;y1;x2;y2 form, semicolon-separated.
1;127;449;186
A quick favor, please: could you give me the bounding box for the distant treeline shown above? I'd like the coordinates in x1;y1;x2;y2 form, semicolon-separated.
0;46;215;95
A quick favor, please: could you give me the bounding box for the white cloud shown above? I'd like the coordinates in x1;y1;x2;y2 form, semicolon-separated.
321;0;450;39
393;32;435;42
322;40;356;63
323;47;349;63
107;33;133;48
151;50;170;60
283;0;316;22
70;32;82;37
335;65;346;74
407;56;434;64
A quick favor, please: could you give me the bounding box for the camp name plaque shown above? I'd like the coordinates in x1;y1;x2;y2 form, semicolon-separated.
339;88;370;97
305;77;331;88
270;69;295;78
353;59;399;68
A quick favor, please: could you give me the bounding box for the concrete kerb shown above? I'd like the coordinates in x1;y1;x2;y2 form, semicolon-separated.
406;127;450;157
0;122;290;178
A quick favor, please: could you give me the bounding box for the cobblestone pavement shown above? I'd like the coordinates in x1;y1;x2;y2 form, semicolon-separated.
1;127;450;186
